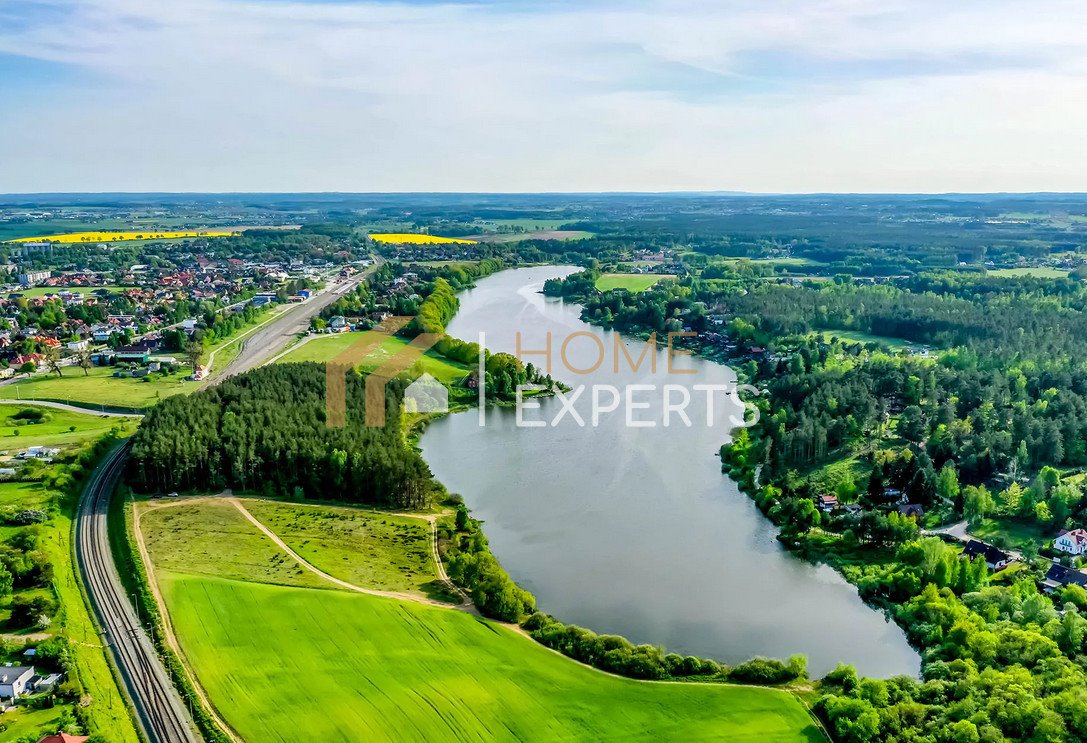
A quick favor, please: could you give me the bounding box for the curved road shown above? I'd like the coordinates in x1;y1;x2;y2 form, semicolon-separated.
75;442;200;743
76;261;381;742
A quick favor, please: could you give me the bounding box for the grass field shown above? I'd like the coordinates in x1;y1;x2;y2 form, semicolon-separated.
0;704;70;740
243;500;452;599
160;573;821;743
369;233;477;245
969;517;1050;551
596;274;674;293
10;285;135;298
986;267;1072;279
0;404;125;449
6;230;237;243
0;366;193;409
814;330;913;350
277;332;470;384
139;500;330;590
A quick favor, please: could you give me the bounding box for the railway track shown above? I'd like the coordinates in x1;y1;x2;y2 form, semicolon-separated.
75;441;201;743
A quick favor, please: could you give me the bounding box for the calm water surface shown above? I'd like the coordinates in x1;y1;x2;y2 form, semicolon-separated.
420;266;920;677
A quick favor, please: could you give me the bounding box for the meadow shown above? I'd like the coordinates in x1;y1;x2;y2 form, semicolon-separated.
139;500;330;590
242;500;447;598
0;404;124;449
161;574;821;743
0;366;193;410
812;329;914;350
276;331;470;384
595;273;674;293
6;230;237;243
369;233;478;245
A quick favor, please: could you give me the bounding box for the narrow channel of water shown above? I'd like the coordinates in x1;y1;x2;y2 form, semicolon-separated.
419;265;920;677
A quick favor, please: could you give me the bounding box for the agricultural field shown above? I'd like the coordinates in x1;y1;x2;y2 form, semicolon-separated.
5;230;237;243
276;331;470;384
242;500;451;599
475;230;593;243
986;267;1072;279
596;273;674;293
0;404;126;449
141;498;821;743
0;365;193;410
369;233;477;245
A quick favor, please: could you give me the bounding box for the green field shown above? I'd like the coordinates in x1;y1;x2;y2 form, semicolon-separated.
10;285;135;298
243;500;449;598
0;366;193;410
986;267;1072;279
814;330;913;350
161;574;821;743
277;332;470;384
0;704;70;740
0;404;124;449
595;274;674;293
968;517;1050;552
487;218;573;231
139;500;331;590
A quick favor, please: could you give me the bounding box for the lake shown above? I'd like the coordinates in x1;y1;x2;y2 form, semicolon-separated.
419;265;920;677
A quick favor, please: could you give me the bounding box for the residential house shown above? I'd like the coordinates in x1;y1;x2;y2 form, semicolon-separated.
962;540;1012;570
1042;562;1087;592
1055;528;1087;556
67;339;90;352
35;733;89;743
816;494;838;513
0;665;35;700
898;504;925;521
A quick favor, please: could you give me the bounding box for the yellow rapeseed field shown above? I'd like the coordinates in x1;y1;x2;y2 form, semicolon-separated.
368;233;477;245
8;230;238;243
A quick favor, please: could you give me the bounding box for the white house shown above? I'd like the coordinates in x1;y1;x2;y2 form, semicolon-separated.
1055;528;1087;556
67;339;90;352
0;665;35;700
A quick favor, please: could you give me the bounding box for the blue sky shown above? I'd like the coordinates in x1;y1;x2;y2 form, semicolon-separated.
1;0;1086;192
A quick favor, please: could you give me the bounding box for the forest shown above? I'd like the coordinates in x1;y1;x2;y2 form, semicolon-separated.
127;364;433;508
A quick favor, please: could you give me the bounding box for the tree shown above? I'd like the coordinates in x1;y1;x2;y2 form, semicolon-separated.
42;345;64;377
17;361;36;376
898;405;926;442
77;347;93;376
184;338;203;375
937;463;960;504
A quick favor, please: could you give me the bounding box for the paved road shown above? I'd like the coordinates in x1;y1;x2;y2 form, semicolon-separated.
0;398;142;417
211;260;380;382
75;442;200;743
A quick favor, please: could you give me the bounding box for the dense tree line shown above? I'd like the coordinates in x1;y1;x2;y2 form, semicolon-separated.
128;364;433;508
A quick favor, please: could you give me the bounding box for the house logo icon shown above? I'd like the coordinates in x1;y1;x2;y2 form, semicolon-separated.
404;373;449;414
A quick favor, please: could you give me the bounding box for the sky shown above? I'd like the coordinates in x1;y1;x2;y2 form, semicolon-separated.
1;0;1086;193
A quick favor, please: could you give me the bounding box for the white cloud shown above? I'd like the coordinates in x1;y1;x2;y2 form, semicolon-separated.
1;0;1086;191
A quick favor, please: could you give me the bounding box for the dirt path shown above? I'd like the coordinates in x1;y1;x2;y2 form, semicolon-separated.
226;497;476;612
